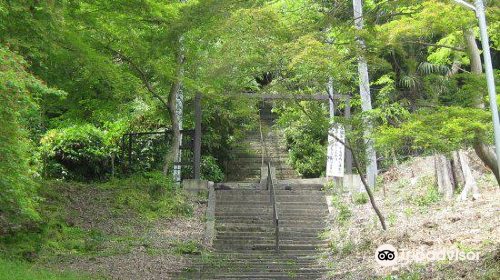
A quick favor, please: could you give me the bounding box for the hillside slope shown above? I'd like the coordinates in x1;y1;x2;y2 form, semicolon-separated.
323;155;500;279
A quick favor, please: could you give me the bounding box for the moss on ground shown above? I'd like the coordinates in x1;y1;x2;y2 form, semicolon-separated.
0;172;194;263
0;258;90;280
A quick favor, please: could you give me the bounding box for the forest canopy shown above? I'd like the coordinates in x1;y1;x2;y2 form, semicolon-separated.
0;0;499;244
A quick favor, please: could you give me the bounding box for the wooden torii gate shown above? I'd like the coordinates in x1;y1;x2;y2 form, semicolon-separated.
192;92;353;179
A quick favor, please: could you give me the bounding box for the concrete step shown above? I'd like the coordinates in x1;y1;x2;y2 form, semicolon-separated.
225;163;295;171
215;212;328;220
225;176;260;182
215;210;328;218
275;184;324;191
214;242;325;250
226;162;295;169
231;157;290;164
230;153;290;159
216;189;326;195
181;265;326;273
231;145;288;152
216;232;322;239
181;271;327;278
214;219;327;227
217;221;326;229
215;235;324;241
182;266;327;273
180;271;326;278
217;201;326;207
216;225;324;233
214;251;321;258
216;206;328;214
214;240;327;247
219;183;324;191
225;167;297;174
216;195;326;203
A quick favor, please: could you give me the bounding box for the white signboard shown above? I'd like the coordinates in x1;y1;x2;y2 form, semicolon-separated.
326;125;345;177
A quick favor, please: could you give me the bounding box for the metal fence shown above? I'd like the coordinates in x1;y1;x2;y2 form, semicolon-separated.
120;129;196;180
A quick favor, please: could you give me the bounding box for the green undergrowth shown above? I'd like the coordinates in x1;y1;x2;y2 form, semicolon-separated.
100;172;194;220
413;176;440;207
1;172;194;263
0;258;89;280
325;181;375;260
170;239;203;255
1;182;105;261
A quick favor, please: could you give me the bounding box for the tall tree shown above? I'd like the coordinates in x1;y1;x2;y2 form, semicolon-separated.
352;0;378;187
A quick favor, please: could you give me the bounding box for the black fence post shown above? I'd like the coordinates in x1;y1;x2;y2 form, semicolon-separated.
121;135;125;173
194;92;202;179
128;133;133;171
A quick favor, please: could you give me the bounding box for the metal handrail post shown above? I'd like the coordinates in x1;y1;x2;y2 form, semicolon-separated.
268;162;279;252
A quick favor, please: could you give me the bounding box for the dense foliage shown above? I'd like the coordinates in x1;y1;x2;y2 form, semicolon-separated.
0;0;499;269
41;124;111;181
0;46;65;227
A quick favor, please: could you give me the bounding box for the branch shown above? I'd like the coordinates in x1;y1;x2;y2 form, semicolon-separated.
327;130;387;230
103;46;170;110
407;41;465;52
292;99;387;230
452;0;476;12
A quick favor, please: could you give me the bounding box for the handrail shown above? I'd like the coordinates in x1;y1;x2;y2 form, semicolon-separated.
267;161;280;252
259;103;279;252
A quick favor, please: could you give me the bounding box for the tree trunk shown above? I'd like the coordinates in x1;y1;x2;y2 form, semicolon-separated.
435;155;454;200
473;142;500;183
163;50;184;177
463;28;500;187
352;0;378;187
464;29;483;84
457;150;480;201
451;151;465;190
392;149;398;168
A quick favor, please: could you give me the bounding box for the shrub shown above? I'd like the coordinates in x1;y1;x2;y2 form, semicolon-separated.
275;102;329;178
0;46;60;227
353;192;368;205
41;124;111;181
201;155;224;182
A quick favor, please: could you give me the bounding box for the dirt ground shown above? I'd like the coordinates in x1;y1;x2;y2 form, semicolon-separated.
46;183;207;280
322;155;500;280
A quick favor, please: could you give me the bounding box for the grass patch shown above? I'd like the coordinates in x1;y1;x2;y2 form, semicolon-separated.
414;186;440;207
328;239;356;257
198;252;230;268
353;192;368;205
1;172;194;263
170;239;203;255
413;176;440;207
387;213;397;226
0;258;89;280
101;172;193;220
332;195;352;224
0;182;109;261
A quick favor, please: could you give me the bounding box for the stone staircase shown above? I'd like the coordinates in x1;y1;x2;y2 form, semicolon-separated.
173;103;328;279
226;104;300;182
175;182;329;280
